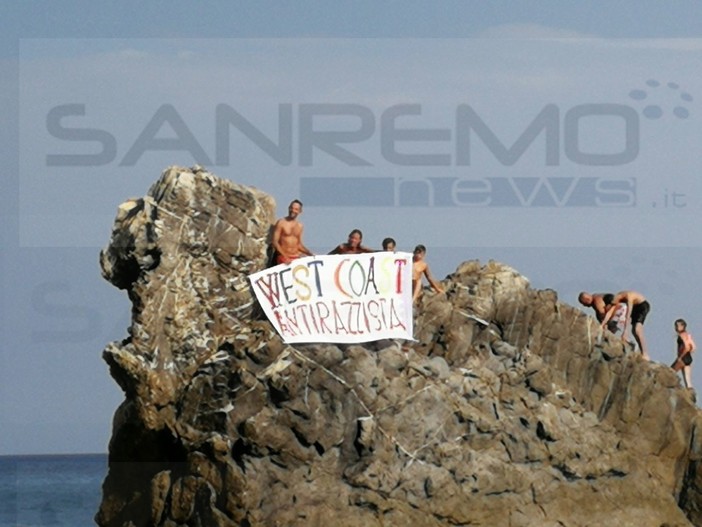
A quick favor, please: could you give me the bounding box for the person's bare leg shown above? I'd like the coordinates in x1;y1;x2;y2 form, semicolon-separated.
683;365;693;389
633;323;651;361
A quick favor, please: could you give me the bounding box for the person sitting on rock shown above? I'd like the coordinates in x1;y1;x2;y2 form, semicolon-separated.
328;229;374;255
601;290;651;361
412;244;444;304
671;318;695;391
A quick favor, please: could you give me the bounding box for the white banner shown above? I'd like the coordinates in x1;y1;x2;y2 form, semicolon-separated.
249;252;414;343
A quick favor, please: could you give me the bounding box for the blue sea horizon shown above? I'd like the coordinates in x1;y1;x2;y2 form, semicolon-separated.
0;453;107;527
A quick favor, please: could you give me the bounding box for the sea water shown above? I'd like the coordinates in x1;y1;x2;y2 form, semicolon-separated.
0;454;107;527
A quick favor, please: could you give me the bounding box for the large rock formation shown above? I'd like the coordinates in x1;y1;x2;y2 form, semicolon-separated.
97;166;702;527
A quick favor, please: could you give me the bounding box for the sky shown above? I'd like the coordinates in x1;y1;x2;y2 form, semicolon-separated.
3;1;702;455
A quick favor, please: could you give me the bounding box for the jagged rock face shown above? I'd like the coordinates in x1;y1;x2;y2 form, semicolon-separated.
99;166;274;418
97;167;702;527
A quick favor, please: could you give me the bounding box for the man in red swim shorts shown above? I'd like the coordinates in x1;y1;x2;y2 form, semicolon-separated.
271;200;314;264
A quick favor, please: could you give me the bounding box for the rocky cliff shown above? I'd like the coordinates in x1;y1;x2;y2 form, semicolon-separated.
97;166;702;527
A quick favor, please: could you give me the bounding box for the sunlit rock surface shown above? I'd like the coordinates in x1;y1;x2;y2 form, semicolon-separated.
97;166;702;527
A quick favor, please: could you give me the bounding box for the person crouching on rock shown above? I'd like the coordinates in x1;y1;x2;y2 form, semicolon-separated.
578;292;627;336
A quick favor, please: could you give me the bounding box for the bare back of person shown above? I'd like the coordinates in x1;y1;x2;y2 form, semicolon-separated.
412;260;427;290
578;292;609;322
613;290;646;306
412;245;444;303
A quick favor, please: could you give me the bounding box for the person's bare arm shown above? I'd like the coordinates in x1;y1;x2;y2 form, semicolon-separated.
297;224;313;256
600;303;618;328
423;266;444;294
683;333;696;354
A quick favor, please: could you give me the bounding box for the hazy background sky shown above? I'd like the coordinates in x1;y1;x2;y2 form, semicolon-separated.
3;1;702;455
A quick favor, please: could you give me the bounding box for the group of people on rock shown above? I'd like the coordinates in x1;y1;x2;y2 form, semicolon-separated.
578;291;695;392
270;199;444;304
269;200;695;394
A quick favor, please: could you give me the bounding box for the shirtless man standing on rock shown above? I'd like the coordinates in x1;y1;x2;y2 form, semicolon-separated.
271;200;313;264
412;245;444;304
601;290;651;361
